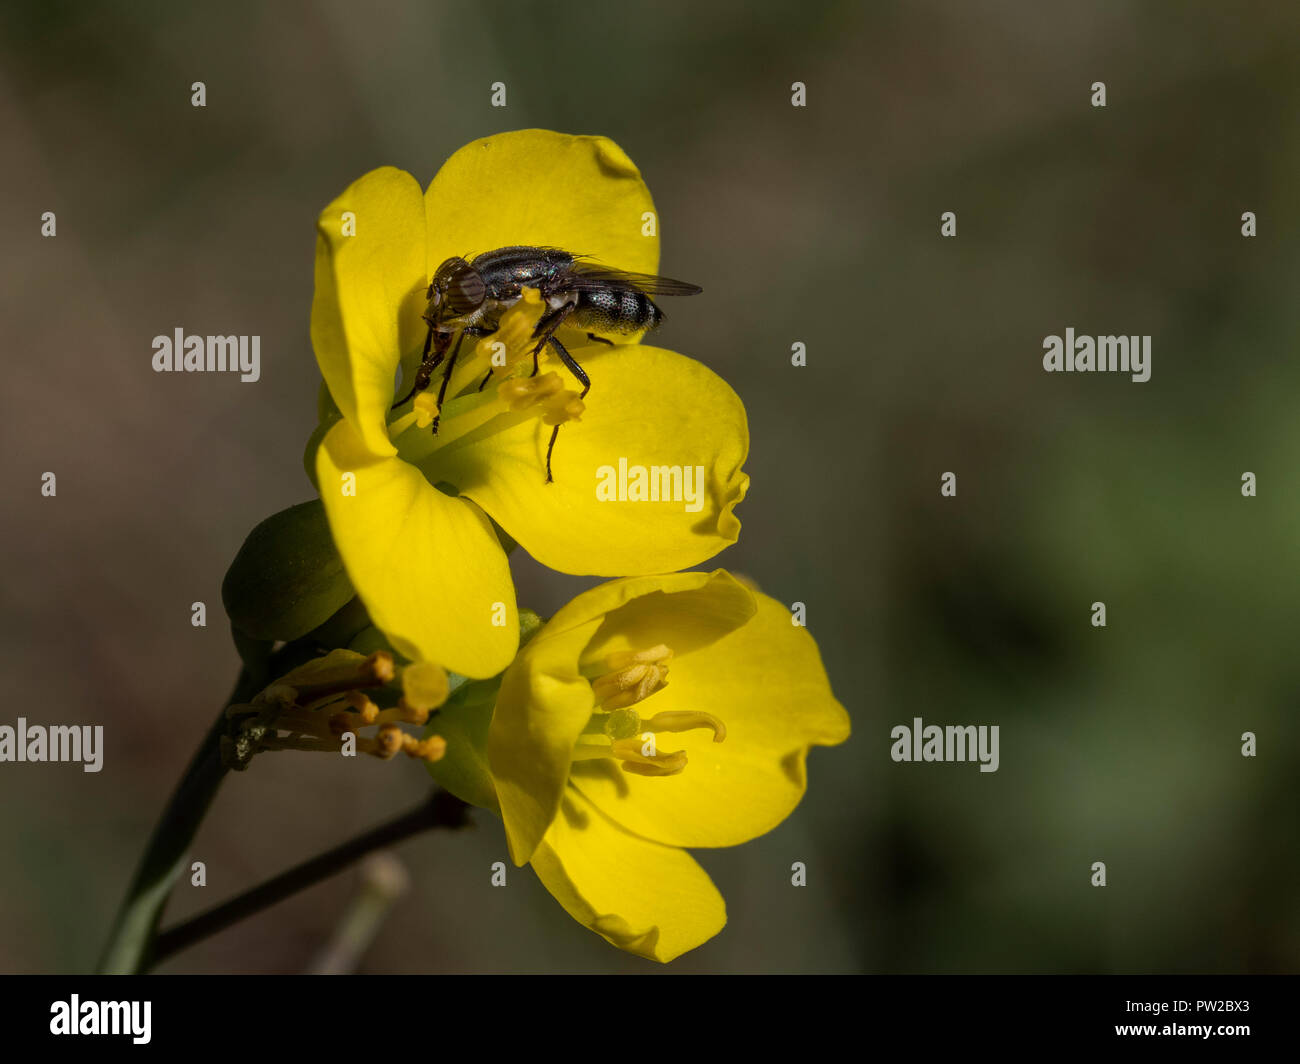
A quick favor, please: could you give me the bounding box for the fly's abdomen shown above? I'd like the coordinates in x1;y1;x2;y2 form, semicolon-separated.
573;287;663;334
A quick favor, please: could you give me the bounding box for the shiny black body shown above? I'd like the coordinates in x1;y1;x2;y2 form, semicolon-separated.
464;245;574;310
431;245;684;334
394;245;702;481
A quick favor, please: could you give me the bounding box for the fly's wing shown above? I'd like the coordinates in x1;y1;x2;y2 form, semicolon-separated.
565;260;703;297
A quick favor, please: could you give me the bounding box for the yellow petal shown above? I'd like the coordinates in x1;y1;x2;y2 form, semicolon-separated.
424;130;659;284
316;418;518;678
531;788;725;963
311;167;427;457
426;345;749;575
488;572;754;866
576;570;757;665
573;592;850;848
489;618;601;865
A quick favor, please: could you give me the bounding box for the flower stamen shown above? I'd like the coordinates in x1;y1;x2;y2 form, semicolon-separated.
589;644;672;710
571;737;689;777
497;372;584;426
574;644;726;778
223;650;448;768
642;710;727;743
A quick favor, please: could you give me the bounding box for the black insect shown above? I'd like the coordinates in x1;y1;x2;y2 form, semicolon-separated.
392;246;702;482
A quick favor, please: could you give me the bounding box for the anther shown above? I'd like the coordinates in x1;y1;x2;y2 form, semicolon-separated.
591;662;670;710
498;372;566;410
610;738;689;776
413;391;440;429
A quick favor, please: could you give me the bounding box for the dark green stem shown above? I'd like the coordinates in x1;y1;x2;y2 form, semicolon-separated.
149;790;468;969
96;705;232;974
97;644;309;975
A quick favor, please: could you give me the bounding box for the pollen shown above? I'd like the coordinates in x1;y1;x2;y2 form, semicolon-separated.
413;391;440;429
498;371;566;409
477;286;544;365
497;372;584;426
542;396;584;425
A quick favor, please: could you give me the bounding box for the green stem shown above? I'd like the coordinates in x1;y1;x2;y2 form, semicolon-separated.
96;647;304;975
149;791;467;970
97;623;493;974
96;704;232;974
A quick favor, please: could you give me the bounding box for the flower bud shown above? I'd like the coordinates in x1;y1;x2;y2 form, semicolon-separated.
222;499;354;642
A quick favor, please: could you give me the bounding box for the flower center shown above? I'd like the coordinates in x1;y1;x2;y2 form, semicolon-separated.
572;644;726;778
387;288;586;469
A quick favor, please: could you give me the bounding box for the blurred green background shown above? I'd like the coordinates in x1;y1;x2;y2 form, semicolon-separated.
2;0;1298;973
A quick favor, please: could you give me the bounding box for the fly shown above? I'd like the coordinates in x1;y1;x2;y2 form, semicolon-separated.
392;245;702;483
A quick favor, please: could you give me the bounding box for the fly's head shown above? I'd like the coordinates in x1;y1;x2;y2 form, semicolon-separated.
426;256;487;326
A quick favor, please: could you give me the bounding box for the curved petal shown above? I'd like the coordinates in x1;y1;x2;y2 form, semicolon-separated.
426;345;749;575
311;167;427;456
577;570;757;665
489;572;754;865
425;130;659;285
573;592;850;849
490;618;601;866
531;788;725;963
543;570;756;651
316;418;518;678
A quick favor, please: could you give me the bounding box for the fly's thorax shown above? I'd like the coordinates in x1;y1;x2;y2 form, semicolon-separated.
471;245;575;294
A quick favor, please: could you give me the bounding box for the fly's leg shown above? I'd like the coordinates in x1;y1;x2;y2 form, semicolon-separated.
392;279;444;408
392;321;442;409
544;334;591;398
529;301;576;377
469;325;506;392
540;333;590;484
586;332;615;346
426;325;498;431
429;330;467;435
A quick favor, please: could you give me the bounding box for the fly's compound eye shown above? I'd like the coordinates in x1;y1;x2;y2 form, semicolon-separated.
433;257;486;316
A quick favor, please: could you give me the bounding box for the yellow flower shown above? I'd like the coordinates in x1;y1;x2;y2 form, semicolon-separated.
309;131;749;679
429;570;850;961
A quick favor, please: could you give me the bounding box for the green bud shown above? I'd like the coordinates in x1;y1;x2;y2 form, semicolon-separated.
421;608;546;812
308;595;372;650
518;608;545;648
222;499;354;642
423;695;497;812
347;624;398;657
